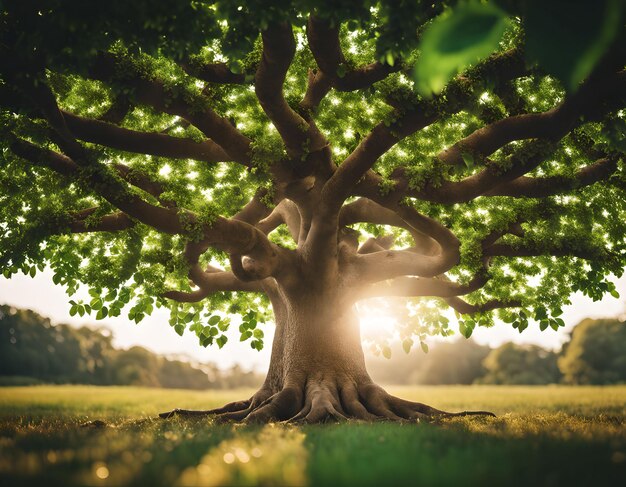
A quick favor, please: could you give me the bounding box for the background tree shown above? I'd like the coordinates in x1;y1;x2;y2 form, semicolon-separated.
479;342;560;385
367;339;490;385
0;304;264;389
559;318;626;385
1;1;624;422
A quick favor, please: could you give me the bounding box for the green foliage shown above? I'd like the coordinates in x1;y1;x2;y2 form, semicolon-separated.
1;0;624;355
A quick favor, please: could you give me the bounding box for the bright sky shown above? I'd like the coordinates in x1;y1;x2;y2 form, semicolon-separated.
1;269;625;371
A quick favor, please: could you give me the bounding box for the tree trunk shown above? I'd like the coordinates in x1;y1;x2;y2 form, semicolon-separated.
160;284;496;423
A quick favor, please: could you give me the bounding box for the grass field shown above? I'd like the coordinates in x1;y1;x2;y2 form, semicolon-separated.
1;385;625;486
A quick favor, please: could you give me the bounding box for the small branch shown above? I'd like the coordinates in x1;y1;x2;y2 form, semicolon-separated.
484;157;618;198
484;242;608;261
179;60;248;84
445;296;522;314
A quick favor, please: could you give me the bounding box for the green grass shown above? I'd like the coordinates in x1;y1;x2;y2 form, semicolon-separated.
1;385;625;486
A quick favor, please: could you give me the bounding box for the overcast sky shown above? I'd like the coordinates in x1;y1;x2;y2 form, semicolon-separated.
1;268;625;371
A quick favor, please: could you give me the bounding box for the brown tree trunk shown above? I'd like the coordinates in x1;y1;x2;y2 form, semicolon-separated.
160;282;495;423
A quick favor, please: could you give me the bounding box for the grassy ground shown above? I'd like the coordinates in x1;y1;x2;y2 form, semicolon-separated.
1;385;625;486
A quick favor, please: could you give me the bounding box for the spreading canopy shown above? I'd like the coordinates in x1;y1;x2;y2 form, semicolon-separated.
1;0;625;353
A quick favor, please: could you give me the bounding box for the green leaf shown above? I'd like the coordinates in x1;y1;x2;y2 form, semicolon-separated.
413;2;509;95
174;324;184;336
524;0;623;91
216;335;228;349
539;320;549;331
382;345;392;359
420;341;429;354
90;298;102;310
610;289;620;299
69;305;77;316
253;328;264;339
240;330;252;341
218;320;229;332
208;315;221;326
461;151;474;169
209;326;219;337
96;307;108;320
402;338;414;354
535;306;548;320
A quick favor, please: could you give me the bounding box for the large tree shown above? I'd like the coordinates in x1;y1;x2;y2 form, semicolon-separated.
1;1;625;422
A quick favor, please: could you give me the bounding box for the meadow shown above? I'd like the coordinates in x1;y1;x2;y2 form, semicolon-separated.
0;385;625;486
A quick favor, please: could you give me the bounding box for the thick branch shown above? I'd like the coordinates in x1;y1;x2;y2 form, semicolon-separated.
62;110;231;164
321;48;527;211
255;23;326;158
306;16;400;92
68;212;134;233
437;71;626;168
257;200;302;243
89;52;252;164
410;140;555;204
361;273;488;299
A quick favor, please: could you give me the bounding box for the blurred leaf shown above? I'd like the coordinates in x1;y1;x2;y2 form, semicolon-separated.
524;0;623;91
414;1;509;95
402;338;414;354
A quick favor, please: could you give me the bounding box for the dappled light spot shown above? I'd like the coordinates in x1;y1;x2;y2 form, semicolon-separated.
176;425;308;486
94;462;110;479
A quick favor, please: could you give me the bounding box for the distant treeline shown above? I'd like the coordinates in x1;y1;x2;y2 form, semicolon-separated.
0;305;263;389
2;305;625;387
368;317;626;386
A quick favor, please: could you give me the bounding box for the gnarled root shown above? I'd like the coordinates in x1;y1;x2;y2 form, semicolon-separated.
158;379;495;423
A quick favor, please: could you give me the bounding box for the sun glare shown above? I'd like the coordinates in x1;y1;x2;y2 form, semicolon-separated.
356;300;399;341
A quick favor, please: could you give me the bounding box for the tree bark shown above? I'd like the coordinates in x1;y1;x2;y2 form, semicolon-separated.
160;280;495;423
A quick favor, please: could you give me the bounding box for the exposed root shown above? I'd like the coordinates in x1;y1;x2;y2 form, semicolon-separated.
158;380;496;424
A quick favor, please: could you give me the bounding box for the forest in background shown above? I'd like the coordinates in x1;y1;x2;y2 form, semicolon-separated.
1;304;625;389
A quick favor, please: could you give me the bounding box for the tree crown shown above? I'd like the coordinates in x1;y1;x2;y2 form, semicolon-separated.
1;0;625;353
